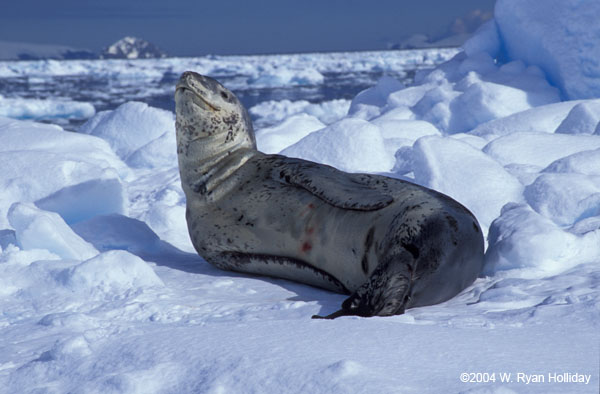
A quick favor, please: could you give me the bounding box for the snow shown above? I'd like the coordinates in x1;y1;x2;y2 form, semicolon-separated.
248;66;324;87
555;100;600;135
255;114;325;154
495;0;600;100
8;203;97;261
410;136;523;233
101;36;166;60
250;99;350;128
0;48;459;83
1;1;599;392
482;132;600;168
543;148;600;176
280;118;395;173
79;101;176;169
0;95;95;120
0;116;128;229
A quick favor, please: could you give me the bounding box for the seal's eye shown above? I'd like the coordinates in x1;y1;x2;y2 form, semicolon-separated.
220;91;229;100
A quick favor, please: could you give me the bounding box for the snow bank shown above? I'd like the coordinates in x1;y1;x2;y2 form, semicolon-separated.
484;203;600;275
250;99;350;128
0;117;128;228
543;148;600;176
8;203;97;261
281;118;394;173
80;101;176;168
495;0;600;100
35;178;127;224
524;173;600;227
410;136;523;231
555;100;600;135
59;250;164;294
256;114;325;154
348;75;404;118
482;132;600;168
470;100;590;138
410;55;560;134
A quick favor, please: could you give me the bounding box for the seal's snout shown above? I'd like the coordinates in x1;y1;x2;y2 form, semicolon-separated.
178;71;221;95
181;70;202;80
179;71;203;86
177;71;201;92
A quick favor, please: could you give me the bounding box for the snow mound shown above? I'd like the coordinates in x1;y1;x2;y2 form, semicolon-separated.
495;0;600;100
0;117;127;228
256;114;325;154
58;250;164;294
71;214;164;255
411;136;523;231
36;336;92;362
470;100;590;138
79;101;176;168
411;56;559;134
281;118;394;173
35;178;127;224
372;118;440;141
524;173;600;226
555;100;600;135
543;148;600;176
250;99;350;128
8;203;98;261
485;203;600;275
349;75;404;118
482;132;600;168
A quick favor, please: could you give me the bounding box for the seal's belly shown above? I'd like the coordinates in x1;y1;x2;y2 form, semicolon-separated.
188;182;387;292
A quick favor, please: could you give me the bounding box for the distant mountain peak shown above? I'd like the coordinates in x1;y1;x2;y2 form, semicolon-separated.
100;37;167;60
0;40;96;61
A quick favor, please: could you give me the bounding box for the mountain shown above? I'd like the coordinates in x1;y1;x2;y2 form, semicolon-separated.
0;37;167;61
390;33;472;50
100;37;167;60
0;40;95;61
390;9;493;50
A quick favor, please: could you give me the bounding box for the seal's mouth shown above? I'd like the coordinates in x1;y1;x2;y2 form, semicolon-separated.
175;84;220;112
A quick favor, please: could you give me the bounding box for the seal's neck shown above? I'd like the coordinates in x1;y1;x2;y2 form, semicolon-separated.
176;124;258;201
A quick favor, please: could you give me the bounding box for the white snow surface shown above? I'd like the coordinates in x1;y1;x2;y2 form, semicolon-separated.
495;0;600;100
0;95;95;120
1;2;600;392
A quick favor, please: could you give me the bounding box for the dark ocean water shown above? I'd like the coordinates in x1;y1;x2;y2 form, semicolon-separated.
0;69;415;130
1;49;461;130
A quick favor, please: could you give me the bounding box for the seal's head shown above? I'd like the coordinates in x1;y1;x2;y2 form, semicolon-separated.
175;71;256;155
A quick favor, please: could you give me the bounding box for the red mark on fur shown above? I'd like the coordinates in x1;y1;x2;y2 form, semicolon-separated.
308;203;315;209
306;227;315;235
301;242;312;253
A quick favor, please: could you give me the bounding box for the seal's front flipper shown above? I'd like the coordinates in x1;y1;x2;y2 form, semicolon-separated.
271;157;394;211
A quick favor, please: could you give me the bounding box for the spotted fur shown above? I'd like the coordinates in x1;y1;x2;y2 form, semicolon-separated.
175;71;485;318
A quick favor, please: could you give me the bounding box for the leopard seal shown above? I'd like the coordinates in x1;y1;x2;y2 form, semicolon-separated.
175;71;485;318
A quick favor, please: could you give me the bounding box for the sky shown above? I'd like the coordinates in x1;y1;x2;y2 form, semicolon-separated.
0;0;496;56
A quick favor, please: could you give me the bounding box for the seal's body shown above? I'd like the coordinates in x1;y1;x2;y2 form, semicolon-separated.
175;71;484;318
